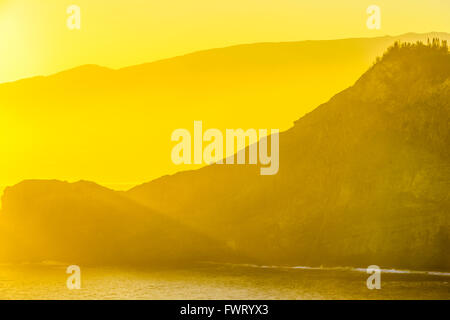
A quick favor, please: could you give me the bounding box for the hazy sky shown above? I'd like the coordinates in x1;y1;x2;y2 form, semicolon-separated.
0;0;449;83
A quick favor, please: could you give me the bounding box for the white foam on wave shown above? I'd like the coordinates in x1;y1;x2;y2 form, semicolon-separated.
200;261;450;277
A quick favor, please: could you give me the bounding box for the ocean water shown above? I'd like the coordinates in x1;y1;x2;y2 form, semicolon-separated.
0;263;448;300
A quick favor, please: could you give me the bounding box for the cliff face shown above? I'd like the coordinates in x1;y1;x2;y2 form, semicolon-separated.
127;43;450;270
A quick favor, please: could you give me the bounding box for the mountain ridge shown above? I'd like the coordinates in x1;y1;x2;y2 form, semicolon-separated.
2;32;449;86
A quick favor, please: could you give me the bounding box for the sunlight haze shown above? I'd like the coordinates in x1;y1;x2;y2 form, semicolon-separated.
0;0;449;83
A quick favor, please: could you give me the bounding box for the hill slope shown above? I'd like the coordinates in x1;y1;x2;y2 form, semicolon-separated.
127;42;450;270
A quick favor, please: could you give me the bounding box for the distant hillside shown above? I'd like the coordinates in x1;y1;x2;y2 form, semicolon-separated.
1;33;449;190
0;180;233;265
126;41;450;270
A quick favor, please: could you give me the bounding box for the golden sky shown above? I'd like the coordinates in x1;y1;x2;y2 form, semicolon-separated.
0;0;449;194
0;0;449;83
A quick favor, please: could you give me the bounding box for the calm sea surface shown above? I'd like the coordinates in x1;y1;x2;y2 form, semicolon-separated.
0;263;448;300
